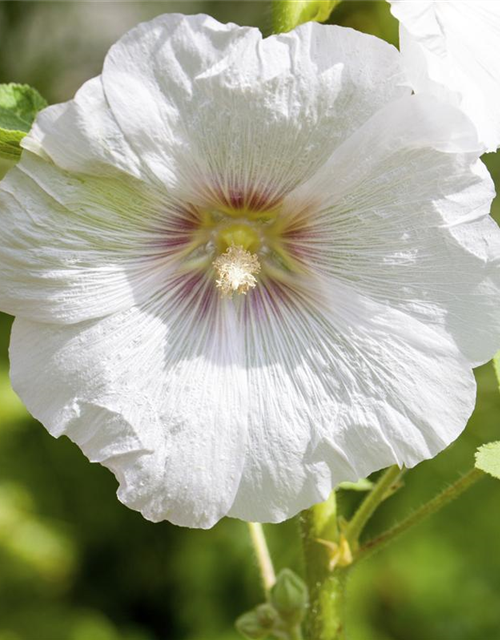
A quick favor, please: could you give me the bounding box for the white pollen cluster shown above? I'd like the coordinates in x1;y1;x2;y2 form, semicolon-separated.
213;245;261;298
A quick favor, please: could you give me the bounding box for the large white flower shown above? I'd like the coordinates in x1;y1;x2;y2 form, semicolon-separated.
388;0;500;152
1;14;499;528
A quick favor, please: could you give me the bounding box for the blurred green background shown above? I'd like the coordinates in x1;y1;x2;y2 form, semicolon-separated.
0;2;499;639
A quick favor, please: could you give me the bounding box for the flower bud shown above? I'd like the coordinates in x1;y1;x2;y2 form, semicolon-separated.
235;610;270;639
255;603;278;629
273;1;341;33
270;569;308;624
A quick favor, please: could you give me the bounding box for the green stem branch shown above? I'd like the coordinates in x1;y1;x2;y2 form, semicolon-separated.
346;466;404;548
247;522;276;597
357;467;484;561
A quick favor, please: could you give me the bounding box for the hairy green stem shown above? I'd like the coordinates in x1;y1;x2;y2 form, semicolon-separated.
247;522;276;597
289;625;305;640
300;493;347;640
357;467;484;561
346;466;404;548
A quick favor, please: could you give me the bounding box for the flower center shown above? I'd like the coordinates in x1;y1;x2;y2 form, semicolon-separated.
179;199;300;297
213;245;261;298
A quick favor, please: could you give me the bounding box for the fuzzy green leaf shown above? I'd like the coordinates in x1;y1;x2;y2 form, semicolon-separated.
475;442;500;480
0;83;47;160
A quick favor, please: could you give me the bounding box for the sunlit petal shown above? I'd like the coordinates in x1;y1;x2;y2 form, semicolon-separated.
285;94;500;365
102;15;409;201
10;276;248;529
230;282;475;522
389;0;500;151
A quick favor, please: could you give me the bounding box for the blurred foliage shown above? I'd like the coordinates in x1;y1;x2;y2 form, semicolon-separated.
0;2;499;639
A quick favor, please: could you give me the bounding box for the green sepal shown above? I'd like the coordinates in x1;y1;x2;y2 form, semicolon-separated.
493;351;500;391
475;441;500;480
338;478;374;492
236;609;272;640
273;0;342;33
0;83;47;161
254;604;279;630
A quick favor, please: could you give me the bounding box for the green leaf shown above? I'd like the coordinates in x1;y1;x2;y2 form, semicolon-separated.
475;441;500;480
273;0;342;33
338;478;374;492
0;83;47;161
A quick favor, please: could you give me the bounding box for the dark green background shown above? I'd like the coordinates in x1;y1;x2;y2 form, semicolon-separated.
0;2;499;639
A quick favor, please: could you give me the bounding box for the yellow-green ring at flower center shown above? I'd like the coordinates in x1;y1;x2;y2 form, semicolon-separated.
216;223;260;254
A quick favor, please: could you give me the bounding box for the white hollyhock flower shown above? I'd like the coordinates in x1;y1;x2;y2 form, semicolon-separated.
1;14;500;528
388;0;500;152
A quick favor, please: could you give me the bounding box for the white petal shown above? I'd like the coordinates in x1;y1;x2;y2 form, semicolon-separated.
10;272;476;528
10;278;248;529
389;0;500;151
229;282;475;523
0;152;192;323
22;76;144;179
284;94;500;366
101;14;409;201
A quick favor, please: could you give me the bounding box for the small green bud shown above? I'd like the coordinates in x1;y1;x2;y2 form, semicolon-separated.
236;610;270;640
255;603;279;629
273;0;342;33
270;569;308;624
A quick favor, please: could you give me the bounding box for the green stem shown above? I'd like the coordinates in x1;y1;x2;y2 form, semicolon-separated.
357;467;484;561
346;466;403;548
247;522;276;597
289;625;305;640
300;492;347;640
